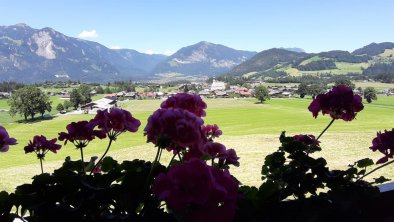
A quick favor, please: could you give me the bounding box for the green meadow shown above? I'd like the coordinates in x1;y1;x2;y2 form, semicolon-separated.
0;96;394;191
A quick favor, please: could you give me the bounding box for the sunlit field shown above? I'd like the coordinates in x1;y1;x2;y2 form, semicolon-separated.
0;96;393;191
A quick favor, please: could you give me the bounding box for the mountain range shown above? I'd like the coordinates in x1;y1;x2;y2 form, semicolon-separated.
0;24;393;83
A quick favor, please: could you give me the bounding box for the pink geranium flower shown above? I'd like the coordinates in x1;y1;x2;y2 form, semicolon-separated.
220;148;240;167
202;124;223;139
203;142;227;159
90;108;141;134
144;108;205;151
58;121;106;147
370;129;394;164
153;158;238;222
0;126;17;152
308;85;363;121
160;93;207;117
24;135;61;155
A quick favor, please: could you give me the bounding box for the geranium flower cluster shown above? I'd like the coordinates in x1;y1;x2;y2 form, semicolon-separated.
202;124;223;140
160;93;207;117
90;108;141;135
153;158;238;222
145;108;205;151
144;93;239;222
370;129;394;164
58;108;141;174
144;93;239;167
0;125;17;152
24;135;61;173
24;135;61;155
58;120;106;147
308;85;364;121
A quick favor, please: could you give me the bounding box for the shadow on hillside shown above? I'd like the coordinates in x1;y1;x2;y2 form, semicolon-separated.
254;102;265;104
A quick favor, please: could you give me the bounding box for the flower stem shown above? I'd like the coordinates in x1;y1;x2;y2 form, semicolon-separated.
167;153;177;168
358;159;394;181
39;158;44;174
90;138;113;175
80;147;85;174
316;118;335;142
145;147;162;188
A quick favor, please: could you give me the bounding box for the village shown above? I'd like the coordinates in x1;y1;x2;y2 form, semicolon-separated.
43;79;302;113
1;79;394;114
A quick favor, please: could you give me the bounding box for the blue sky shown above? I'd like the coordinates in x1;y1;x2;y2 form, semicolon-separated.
1;0;393;55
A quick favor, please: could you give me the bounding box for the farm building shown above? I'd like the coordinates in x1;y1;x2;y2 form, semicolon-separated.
81;98;117;112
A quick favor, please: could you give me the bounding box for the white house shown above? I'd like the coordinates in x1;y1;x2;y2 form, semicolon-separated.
81;98;117;113
210;79;226;91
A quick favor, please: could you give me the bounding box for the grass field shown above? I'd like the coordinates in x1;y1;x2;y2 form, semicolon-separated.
0;96;394;191
283;62;369;76
354;82;394;91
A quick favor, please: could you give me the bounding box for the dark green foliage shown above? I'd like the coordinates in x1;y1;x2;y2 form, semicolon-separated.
69;84;92;109
251;70;288;79
236;132;381;222
363;63;394;83
56;103;64;112
95;85;104;94
104;86;112;94
297;59;337;71
255;85;270;103
69;89;83;109
113;81;136;92
7;86;52;120
62;100;73;111
0;81;25;92
0;157;173;222
375;73;394;83
317;50;370;63
364;87;378;103
296;81;326;98
333;76;356;89
78;84;92;104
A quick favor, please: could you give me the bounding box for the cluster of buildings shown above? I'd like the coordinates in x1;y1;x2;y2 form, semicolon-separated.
267;85;298;98
381;88;394;96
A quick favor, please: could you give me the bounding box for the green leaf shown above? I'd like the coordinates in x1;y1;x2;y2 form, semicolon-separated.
32;173;51;186
258;180;280;201
101;156;119;172
356;158;374;168
373;176;390;184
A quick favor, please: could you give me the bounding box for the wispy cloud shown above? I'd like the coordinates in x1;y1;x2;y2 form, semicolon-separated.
110;45;122;49
77;30;99;39
145;49;155;55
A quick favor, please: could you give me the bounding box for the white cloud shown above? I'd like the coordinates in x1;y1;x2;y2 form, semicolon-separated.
145;49;155;55
77;30;99;39
110;45;122;50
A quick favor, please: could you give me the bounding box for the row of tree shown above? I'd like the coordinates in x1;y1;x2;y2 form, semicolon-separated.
7;84;97;121
297;60;337;71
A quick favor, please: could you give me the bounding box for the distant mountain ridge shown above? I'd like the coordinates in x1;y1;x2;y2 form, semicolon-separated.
352;42;394;56
229;48;307;76
152;41;256;76
0;23;393;83
0;24;167;83
228;42;394;78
